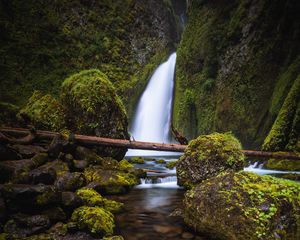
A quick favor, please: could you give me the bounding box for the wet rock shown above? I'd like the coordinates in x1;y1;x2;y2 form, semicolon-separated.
0;184;58;210
29;160;69;185
55;172;86;192
73;160;89;171
74;146;104;165
153;225;182;235
61;192;82;209
48;221;67;236
31;153;50;168
177;132;245;188
9;144;46;158
0;159;34;183
42;207;66;223
181;232;194;239
183;171;300;240
0;144;21;161
47;134;75;159
84;166;139;194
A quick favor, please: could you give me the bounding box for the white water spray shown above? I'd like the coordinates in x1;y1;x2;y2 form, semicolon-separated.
127;53;177;156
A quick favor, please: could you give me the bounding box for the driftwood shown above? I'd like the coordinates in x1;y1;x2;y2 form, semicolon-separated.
171;124;188;145
0;127;36;144
0;127;299;160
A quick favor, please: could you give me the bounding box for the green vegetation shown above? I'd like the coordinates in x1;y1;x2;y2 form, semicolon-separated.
177;132;245;188
71;206;115;236
264;158;300;171
173;0;300;148
19;90;66;131
262;74;300;152
184;171;300;240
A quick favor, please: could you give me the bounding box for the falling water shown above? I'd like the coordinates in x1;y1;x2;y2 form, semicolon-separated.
126;53;177;156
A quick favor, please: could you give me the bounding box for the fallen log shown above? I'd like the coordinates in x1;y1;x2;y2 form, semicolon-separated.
0;127;299;160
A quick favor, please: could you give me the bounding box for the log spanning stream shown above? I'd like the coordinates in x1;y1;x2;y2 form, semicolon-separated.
0;127;299;160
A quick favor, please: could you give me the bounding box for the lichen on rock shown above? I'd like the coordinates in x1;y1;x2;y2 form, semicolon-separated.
60;69;129;160
177;132;245;188
183;171;300;240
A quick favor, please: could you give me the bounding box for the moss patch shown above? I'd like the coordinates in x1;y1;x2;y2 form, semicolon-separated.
264;158;300;171
71;206;114;236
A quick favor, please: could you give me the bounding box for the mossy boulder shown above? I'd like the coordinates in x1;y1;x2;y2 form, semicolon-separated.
166;160;177;169
84;166;139;194
19;91;66;131
177;132;245;188
264;158;300;171
61;69;129;160
71;206;114;236
183;171;300;240
76;188;124;213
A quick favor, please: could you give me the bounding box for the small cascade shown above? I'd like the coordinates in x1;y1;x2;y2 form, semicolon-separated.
137;176;179;189
127;53;177;156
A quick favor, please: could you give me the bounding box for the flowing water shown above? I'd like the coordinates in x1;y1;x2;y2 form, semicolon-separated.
126;53;177;157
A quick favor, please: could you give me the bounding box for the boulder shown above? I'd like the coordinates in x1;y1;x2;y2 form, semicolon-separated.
84;166;139;194
71;206;115;237
61;192;82;209
74;146;104;165
9;144;46;158
18;90;66;131
41;207;66;223
183;171;300;240
55;172;86;192
29;160;69;185
177;132;245;188
0;159;35;183
60;69;129;160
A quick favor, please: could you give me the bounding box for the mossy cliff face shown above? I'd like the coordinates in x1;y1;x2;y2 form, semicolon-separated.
0;0;180;116
173;0;300;148
183;171;300;240
177;132;245;188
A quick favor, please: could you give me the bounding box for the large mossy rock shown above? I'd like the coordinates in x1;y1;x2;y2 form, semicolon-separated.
19;91;66;131
264;158;300;171
71;206;114;237
183;171;300;240
61;69;129;160
177;132;245;188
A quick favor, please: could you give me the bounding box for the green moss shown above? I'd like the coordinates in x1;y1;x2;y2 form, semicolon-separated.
173;0;300;148
71;206;115;236
177;132;245;188
166;160;177;169
184;171;300;239
19;90;66;130
156;159;166;164
103;236;124;240
76;188;104;206
118;160;134;171
263;74;300;151
264;158;300;171
128;157;145;164
36;189;57;206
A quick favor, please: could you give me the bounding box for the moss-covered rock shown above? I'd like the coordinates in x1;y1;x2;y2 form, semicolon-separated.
128;157;145;164
118;160;134;171
76;188;124;213
103;236;124;240
177;132;245;188
61;69;129;160
84;166;139;194
166;160;177;169
19;90;66;131
264;158;300;171
183;171;300;240
74;146;104;165
71;206;114;236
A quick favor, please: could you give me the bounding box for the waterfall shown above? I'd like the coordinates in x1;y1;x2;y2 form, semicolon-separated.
126;53;177;156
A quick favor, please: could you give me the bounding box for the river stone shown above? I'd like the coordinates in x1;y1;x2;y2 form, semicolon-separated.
9;144;46;158
177;132;245;188
54;172;86;192
183;171;300;240
60;69;129;160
